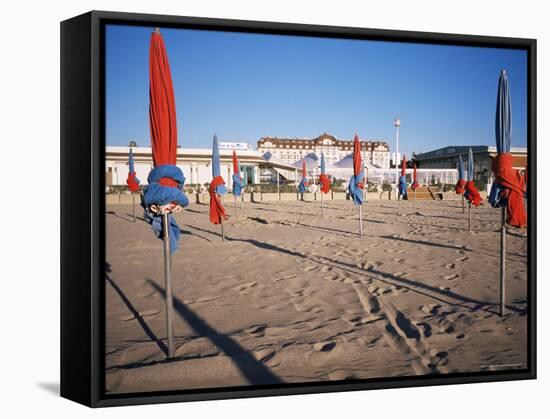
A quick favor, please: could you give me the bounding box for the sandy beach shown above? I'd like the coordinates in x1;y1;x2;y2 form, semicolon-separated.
105;197;528;394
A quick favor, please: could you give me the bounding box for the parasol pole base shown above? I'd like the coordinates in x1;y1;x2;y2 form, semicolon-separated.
132;192;136;222
468;203;472;232
162;213;175;359
359;205;363;237
500;207;506;317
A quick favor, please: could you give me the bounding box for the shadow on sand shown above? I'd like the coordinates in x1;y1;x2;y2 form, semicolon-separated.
147;280;282;385
106;271;168;356
227;238;525;316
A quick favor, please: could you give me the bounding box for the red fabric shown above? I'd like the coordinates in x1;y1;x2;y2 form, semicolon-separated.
302;160;307;179
492;153;527;228
126;172;140;192
319;174;331;193
353;134;362;177
209;176;227;224
158;178;178;187
232;151;239;174
455;179;466;194
149;32;178;168
411;164;419;190
465;180;482;207
401;155;407;176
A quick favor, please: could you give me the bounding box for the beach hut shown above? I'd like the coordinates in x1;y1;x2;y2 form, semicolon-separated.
141;28;189;359
348;134;365;236
209;134;228;241
489;69;527;316
126;147;140;222
319;152;331;216
232;150;243;215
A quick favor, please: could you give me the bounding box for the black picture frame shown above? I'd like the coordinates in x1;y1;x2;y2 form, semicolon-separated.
61;10;537;408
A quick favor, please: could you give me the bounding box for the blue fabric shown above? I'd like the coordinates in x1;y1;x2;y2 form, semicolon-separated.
298;178;308;193
467;148;474;181
320;153;326;174
457;155;464;180
491;70;513;208
128;148;140;184
232;173;243;196
212;135;227;195
348;171;364;206
489;182;506;208
496;70;512;154
142;165;189;253
398;175;408;199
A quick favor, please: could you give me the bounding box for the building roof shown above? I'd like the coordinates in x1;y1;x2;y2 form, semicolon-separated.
257;132;389;151
414;145;527;160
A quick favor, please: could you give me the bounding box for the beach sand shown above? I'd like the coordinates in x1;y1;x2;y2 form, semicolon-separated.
105;197;528;394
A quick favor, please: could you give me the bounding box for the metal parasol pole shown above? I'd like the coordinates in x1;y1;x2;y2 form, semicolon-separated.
359;205;363;237
234;194;237;217
414;188;417;209
500;207;506;316
161;213;175;358
132;192;136;222
321;191;324;218
220;214;225;241
462;195;465;214
468;203;472;231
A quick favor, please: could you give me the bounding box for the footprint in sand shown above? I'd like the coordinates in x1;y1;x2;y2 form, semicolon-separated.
245;325;267;336
253;347;277;363
393;272;406;278
445;263;456;269
329;370;354;380
456;256;469;262
313;342;337;352
303;265;319;272
232;281;257;292
273;274;297;282
442;273;459;281
393;258;406;263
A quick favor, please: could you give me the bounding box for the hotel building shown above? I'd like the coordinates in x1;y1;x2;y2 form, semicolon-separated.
257;132;391;169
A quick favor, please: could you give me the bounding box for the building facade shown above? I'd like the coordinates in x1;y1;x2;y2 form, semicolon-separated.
414;145;527;185
257;132;391;169
105;146;297;188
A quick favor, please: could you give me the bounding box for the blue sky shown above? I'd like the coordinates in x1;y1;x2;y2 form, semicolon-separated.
106;24;527;157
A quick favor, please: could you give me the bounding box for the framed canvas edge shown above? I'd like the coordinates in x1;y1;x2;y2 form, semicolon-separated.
60;10;537;408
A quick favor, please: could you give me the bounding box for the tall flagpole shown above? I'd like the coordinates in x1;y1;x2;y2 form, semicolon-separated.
161;213;175;358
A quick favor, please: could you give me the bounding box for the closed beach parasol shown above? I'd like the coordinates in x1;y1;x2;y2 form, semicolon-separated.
348;134;364;236
488;69;527;316
411;163;419;207
464;148;482;231
126;147;140;222
319;152;331;217
142;28;189;358
232;150;243;215
456;154;466;213
209;134;228;240
398;155;408;215
298;159;309;199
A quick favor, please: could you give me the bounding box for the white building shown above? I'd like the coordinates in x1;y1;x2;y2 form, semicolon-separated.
257;132;391;169
105;146;297;188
